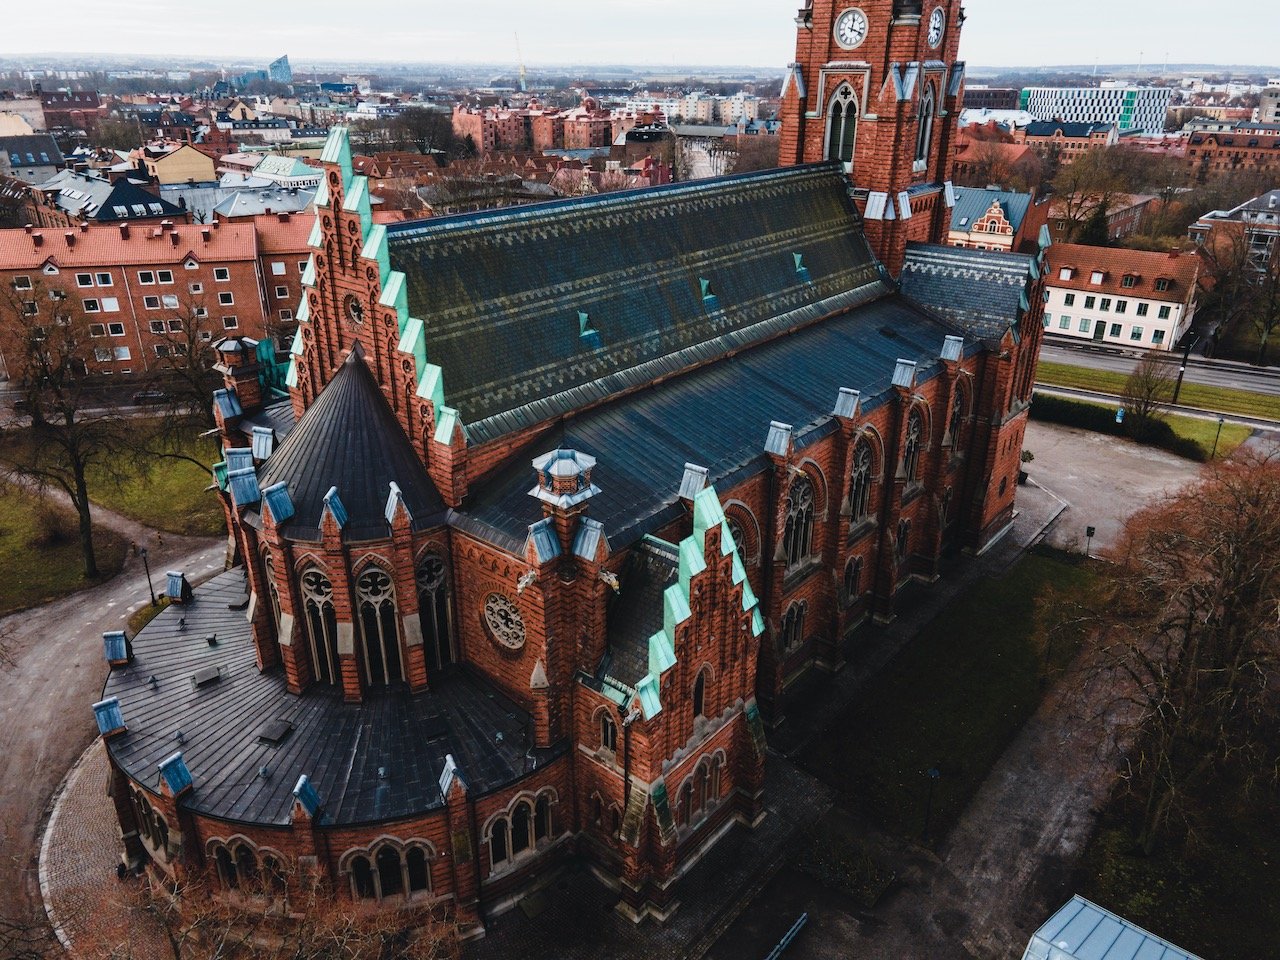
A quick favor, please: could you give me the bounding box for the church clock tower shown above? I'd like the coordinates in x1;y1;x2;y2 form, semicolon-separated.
779;0;966;275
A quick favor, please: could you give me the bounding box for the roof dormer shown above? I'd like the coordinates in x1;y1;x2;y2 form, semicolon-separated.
1089;270;1106;285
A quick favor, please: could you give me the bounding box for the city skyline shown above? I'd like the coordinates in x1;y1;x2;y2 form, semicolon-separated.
1;0;1278;73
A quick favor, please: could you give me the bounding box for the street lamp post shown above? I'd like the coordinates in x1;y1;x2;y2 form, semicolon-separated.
922;766;941;844
1211;416;1226;460
1172;335;1199;406
140;547;157;607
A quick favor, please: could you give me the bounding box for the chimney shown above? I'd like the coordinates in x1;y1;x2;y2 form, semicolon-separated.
79;222;88;232
160;219;173;231
119;223;129;239
23;224;32;234
278;212;289;222
65;232;75;248
169;232;179;247
201;228;211;242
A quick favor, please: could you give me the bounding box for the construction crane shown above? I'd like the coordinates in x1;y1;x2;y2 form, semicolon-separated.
514;33;527;93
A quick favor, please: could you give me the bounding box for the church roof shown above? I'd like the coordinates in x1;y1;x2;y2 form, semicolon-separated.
258;350;444;539
386;162;885;445
605;538;679;687
900;243;1037;341
456;293;974;554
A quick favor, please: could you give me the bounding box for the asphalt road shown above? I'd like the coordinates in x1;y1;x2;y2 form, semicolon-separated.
1040;341;1280;397
0;507;223;924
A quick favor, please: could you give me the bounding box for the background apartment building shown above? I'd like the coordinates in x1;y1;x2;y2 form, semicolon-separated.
1020;84;1172;135
1043;245;1201;351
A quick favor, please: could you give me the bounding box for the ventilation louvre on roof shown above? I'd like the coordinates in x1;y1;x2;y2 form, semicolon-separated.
257;718;294;745
191;665;222;688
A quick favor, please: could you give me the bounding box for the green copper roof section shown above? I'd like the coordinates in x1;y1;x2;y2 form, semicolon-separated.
285;355;298;388
636;674;662;720
692;485;726;543
301;254;316;287
648;626;676;678
662;581;691;639
677;537;706;594
295;295;310;325
307;218;323;249
212;460;228;491
397;316;427;373
342;175;373;234
361;223;390;283
433;406;462;445
314;176;329;207
320;125;353;177
289;326;304;357
379;270;408;319
416;362;446;409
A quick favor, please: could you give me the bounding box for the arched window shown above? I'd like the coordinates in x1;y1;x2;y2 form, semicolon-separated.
725;513;751;565
599;712;617;753
610;806;621;836
903;411;924;483
949;387;967;454
592;794;604;826
490;820;509;866
356;566;402;685
677;781;693;826
850;441;874;524
916;84;936;166
262;855;287;895
406;847;430;893
416;553;454;672
376;846;403;898
350;855;376;899
844;557;863;606
780;602;806;653
897;518;912;564
262;553;282;638
215;845;238;889
301;568;339;685
511;801;532;856
693;670;707;719
783;477;816;570
827;85;858;168
235;845;258;886
535;795;552;842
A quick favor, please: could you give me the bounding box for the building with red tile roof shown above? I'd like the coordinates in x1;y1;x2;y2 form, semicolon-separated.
1043;244;1202;350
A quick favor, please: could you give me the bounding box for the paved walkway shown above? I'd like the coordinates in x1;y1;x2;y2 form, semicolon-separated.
0;489;222;927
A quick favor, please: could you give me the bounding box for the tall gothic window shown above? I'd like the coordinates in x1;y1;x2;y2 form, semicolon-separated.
780;602;806;653
949;387;967;454
916;84;936;166
301;568;339;685
356;567;402;685
903;411;924;484
416;553;454;672
844;556;863;606
783;476;816;570
262;553;282;638
827;85;858;169
693;669;707;719
850;441;874;524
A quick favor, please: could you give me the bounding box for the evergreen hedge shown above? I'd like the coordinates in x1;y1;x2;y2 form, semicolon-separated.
1029;394;1208;462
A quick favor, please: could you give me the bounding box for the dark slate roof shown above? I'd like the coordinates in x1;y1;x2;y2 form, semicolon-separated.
387;162;885;444
949;186;1033;232
1023;121;1112;138
257;350;444;540
102;569;564;826
239;397;297;443
456;292;974;554
0;134;64;167
604;538;679;687
900;243;1035;341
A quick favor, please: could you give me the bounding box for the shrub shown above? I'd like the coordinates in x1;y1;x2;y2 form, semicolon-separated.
30;499;78;547
1030;395;1209;462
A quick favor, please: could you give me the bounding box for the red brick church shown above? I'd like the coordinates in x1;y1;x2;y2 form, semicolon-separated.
91;0;1046;937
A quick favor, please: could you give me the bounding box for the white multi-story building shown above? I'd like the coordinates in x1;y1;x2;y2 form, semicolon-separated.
1043;244;1201;351
1019;84;1172;135
1260;86;1280;126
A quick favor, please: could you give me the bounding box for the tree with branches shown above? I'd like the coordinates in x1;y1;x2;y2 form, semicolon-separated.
1082;449;1280;854
1050;148;1125;243
1120;351;1174;442
0;278;131;579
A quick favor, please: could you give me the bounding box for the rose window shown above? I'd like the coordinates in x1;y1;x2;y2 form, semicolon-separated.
483;593;525;650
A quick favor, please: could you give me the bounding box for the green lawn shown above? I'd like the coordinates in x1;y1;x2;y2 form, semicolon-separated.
1214;318;1280;367
0;485;128;615
0;420;226;538
87;427;225;537
798;551;1097;840
1037;360;1280;421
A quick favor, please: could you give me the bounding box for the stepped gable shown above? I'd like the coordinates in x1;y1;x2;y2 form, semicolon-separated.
900;242;1041;340
257;348;444;539
385;162;887;443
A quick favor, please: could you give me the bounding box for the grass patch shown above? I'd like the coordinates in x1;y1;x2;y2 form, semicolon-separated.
126;596;172;634
798;551;1097;841
1214;318;1280;367
1079;786;1280;958
87;426;224;537
0;485;128;615
0;420;225;538
1037;360;1280;421
1033;393;1252;461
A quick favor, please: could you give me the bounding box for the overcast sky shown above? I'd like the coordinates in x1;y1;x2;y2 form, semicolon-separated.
3;0;1277;70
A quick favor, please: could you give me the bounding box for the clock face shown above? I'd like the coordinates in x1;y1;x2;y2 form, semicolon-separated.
834;8;869;50
928;7;946;48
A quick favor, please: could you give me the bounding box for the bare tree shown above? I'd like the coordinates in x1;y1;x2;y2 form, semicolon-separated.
1050;148;1124;243
1083;449;1280;853
0;278;130;579
1121;351;1174;442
